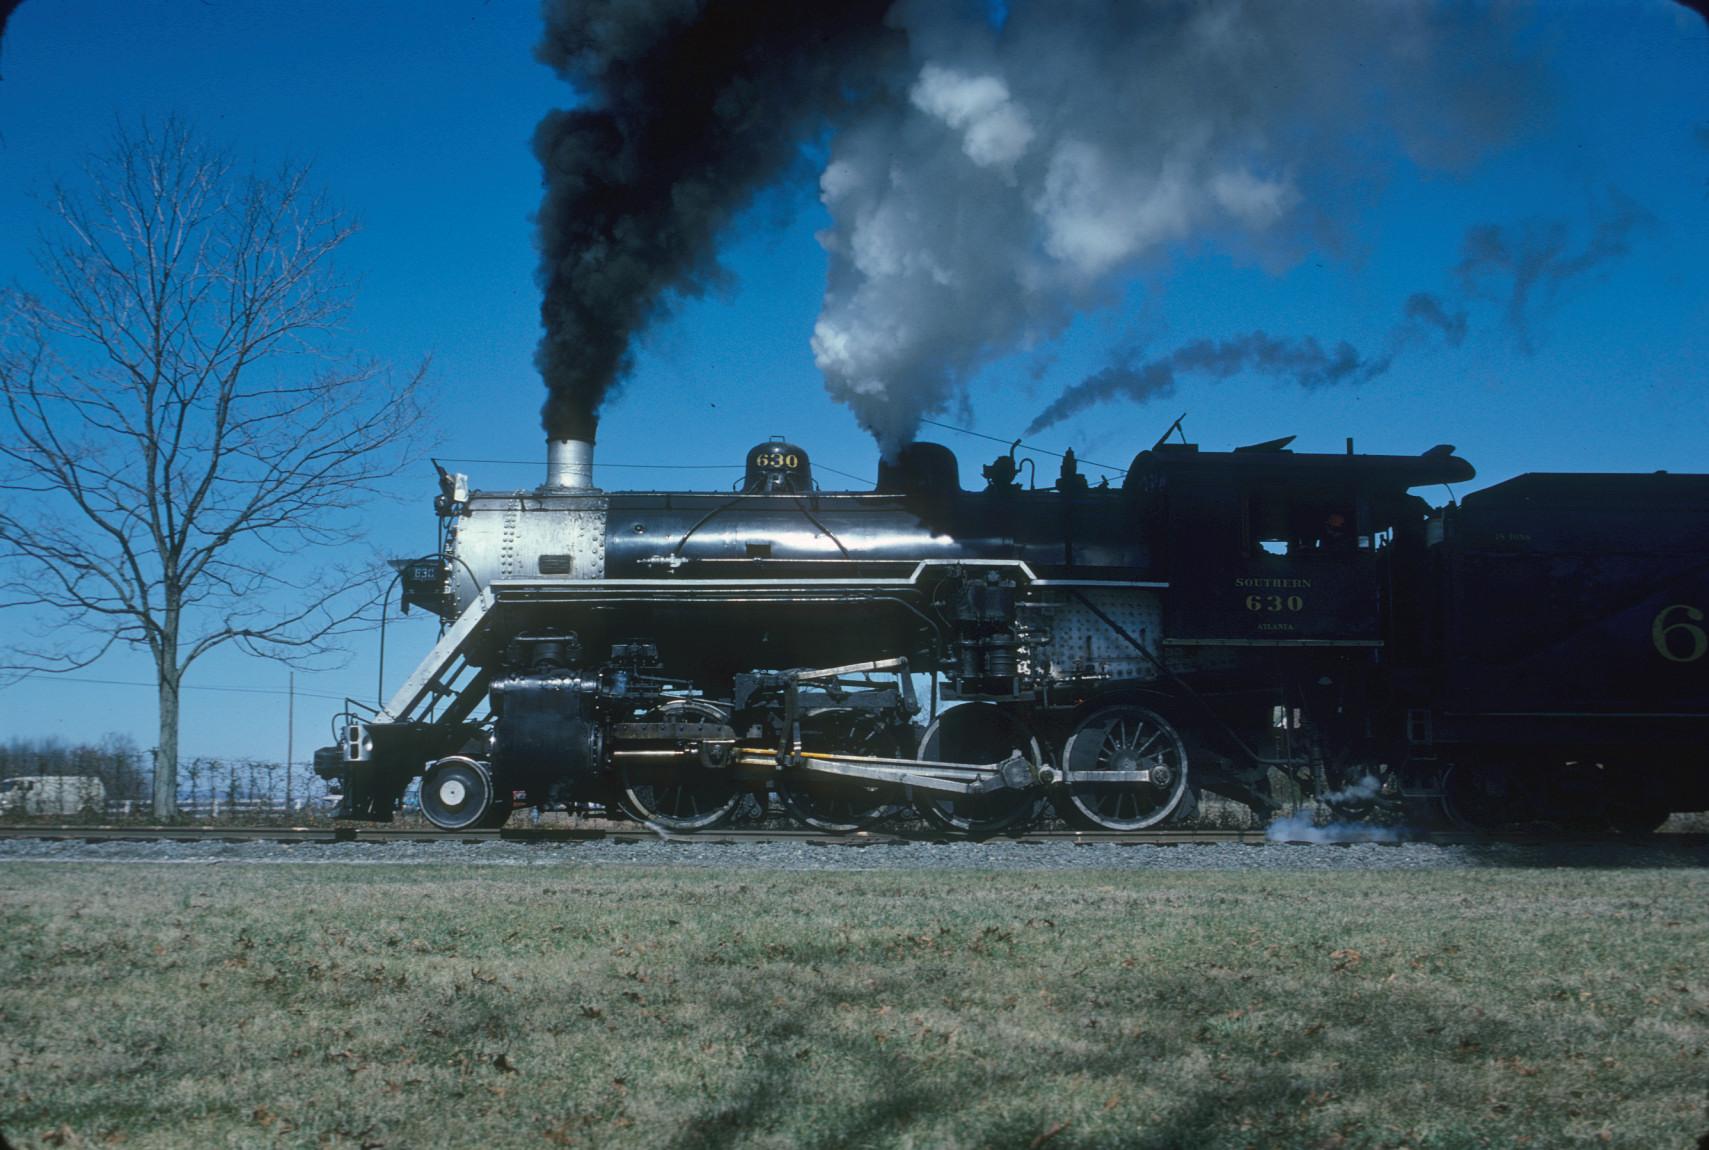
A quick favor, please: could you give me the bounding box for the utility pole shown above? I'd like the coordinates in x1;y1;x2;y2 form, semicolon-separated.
286;672;295;815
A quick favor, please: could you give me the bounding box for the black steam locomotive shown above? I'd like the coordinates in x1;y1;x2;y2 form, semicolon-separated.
316;431;1709;834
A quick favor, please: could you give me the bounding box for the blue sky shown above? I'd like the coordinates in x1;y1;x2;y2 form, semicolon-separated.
0;1;1704;768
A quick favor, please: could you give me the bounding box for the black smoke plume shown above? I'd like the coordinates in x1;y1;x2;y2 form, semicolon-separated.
1454;190;1655;352
0;0;27;81
1402;293;1469;347
1026;189;1653;434
533;0;900;440
1026;335;1391;436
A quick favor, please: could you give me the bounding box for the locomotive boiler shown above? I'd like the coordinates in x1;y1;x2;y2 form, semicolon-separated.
316;431;1709;834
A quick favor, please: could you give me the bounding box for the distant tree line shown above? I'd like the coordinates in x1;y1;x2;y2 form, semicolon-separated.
0;734;149;802
0;735;324;816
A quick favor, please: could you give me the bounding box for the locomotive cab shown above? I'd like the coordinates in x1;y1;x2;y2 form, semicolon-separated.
1139;441;1466;647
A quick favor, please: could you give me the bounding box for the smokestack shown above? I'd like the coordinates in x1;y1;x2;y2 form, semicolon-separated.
531;0;899;440
545;438;594;489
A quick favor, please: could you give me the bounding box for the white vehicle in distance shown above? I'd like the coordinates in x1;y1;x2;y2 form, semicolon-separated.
0;775;107;816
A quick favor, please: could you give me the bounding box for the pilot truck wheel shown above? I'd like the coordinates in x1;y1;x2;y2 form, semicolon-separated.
420;757;508;831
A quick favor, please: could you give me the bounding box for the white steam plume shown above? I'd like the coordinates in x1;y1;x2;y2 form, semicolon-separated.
1265;775;1403;843
1265;814;1404;845
811;0;1539;453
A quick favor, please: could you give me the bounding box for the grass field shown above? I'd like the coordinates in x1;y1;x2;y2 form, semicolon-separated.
2;863;1706;1149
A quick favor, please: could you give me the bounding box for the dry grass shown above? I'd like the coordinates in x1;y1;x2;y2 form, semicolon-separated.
2;863;1707;1149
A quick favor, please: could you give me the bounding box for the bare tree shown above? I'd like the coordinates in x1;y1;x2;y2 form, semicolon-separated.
0;118;426;818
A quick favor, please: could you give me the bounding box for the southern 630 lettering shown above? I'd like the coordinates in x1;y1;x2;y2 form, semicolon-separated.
1245;594;1304;613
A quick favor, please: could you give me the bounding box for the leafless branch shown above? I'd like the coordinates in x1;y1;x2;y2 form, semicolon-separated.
0;117;430;813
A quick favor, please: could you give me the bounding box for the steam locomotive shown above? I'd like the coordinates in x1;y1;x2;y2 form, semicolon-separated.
315;432;1709;834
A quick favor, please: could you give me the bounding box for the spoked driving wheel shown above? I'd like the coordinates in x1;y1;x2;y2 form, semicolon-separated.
1061;705;1190;831
421;756;509;830
617;699;743;832
911;703;1045;838
776;710;902;833
1439;762;1511;831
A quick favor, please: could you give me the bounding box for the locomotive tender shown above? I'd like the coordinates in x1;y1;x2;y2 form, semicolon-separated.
316;432;1709;834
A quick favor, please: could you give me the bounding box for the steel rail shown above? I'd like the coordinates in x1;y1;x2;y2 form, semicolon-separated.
1;824;1705;848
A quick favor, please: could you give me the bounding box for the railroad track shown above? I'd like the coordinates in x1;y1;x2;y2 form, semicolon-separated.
0;824;1275;846
2;824;1706;847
